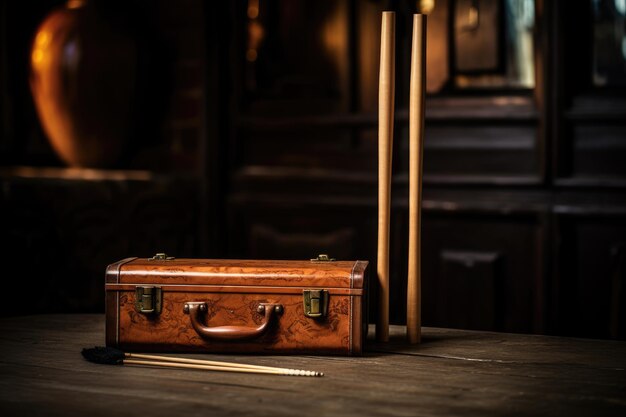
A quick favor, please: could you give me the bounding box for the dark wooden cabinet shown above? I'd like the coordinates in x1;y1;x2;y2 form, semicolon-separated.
421;209;545;333
1;1;625;339
554;197;626;339
214;0;626;339
0;0;207;316
0;170;199;315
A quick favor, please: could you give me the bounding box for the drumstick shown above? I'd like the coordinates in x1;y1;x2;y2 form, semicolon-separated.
376;11;395;343
407;14;426;344
122;359;318;376
125;352;314;374
82;347;323;377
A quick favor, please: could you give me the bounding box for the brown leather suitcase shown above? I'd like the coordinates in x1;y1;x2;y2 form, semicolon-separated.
105;254;369;355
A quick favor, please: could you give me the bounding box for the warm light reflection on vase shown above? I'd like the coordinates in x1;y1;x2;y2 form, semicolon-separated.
29;0;136;167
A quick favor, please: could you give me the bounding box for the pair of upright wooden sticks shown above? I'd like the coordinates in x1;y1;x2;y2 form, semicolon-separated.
376;12;427;344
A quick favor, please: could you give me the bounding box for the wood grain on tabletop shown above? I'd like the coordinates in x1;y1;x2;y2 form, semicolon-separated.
0;315;625;417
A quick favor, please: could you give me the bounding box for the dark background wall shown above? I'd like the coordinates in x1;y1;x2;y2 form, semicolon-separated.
1;0;625;340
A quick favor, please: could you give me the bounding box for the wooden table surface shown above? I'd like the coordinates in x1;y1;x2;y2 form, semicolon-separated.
1;315;625;417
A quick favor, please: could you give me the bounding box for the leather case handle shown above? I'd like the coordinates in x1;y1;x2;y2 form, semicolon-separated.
183;302;283;341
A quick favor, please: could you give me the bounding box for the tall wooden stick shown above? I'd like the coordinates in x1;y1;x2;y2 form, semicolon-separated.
377;11;395;343
407;14;427;344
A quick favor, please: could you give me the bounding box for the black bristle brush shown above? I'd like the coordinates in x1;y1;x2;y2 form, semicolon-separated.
81;347;323;377
82;346;126;364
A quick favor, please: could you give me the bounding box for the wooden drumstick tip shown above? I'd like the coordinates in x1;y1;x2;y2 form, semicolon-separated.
376;11;395;343
407;13;426;345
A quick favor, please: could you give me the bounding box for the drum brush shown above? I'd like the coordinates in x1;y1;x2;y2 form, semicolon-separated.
81;346;323;377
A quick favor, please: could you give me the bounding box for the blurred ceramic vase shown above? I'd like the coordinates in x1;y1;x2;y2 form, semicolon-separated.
30;0;136;167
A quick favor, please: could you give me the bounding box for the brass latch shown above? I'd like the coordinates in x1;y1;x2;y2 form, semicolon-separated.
303;289;329;318
310;254;336;262
135;286;162;314
149;253;174;261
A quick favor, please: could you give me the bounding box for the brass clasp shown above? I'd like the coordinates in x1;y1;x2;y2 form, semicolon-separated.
135;286;162;314
149;253;174;261
303;289;329;318
310;254;336;262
